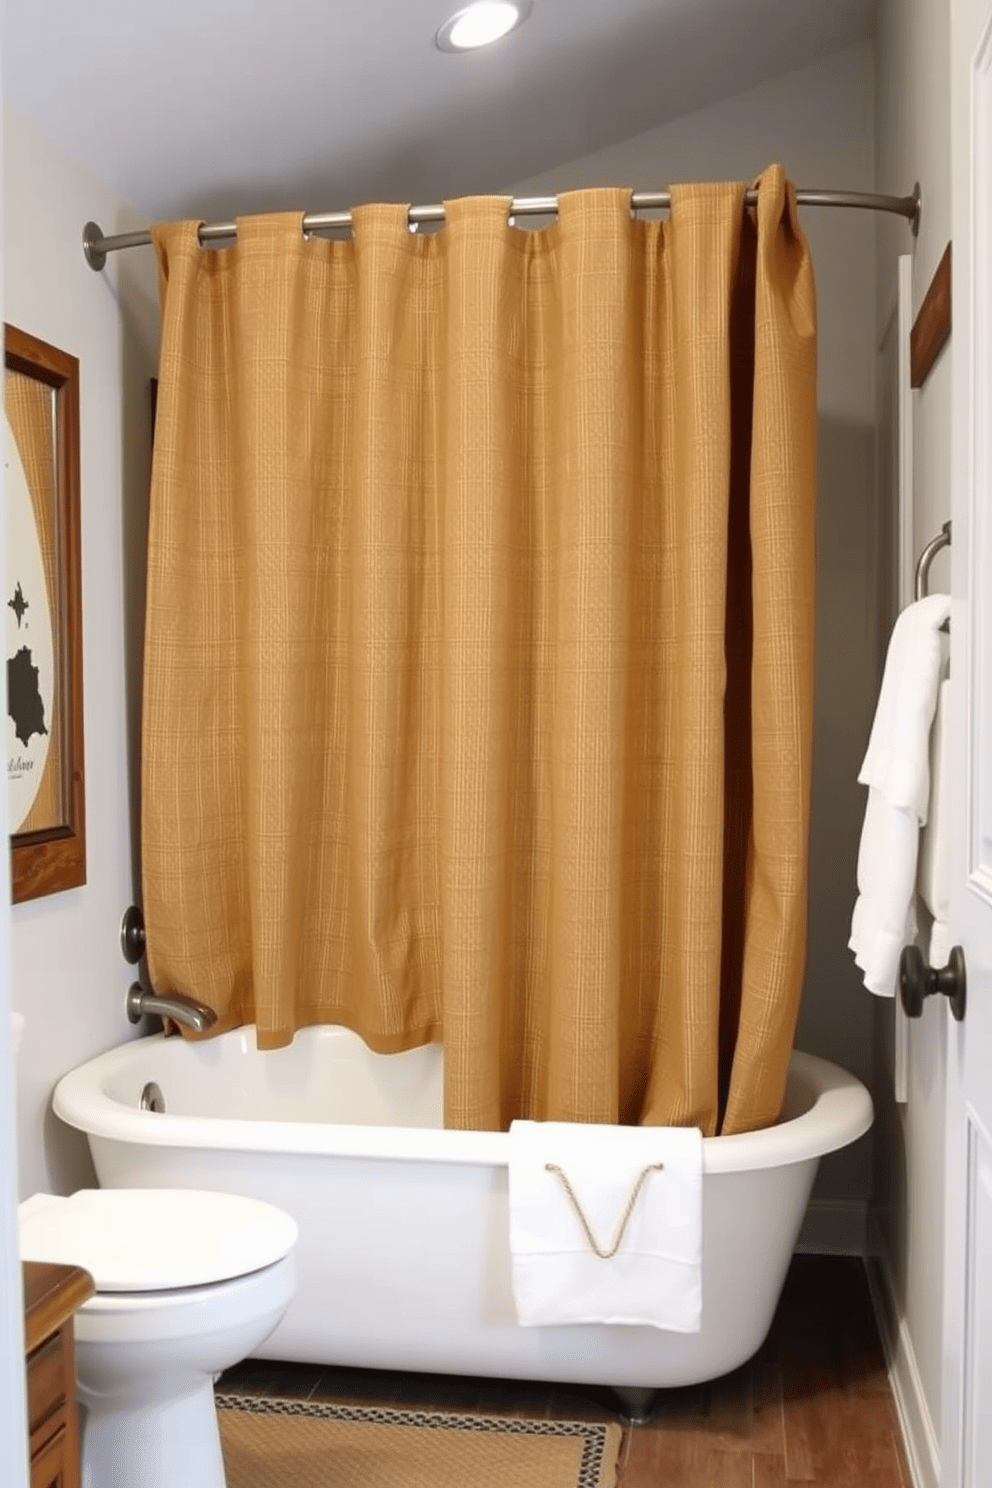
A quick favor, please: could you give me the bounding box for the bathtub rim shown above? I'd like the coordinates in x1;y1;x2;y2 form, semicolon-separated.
53;1035;872;1175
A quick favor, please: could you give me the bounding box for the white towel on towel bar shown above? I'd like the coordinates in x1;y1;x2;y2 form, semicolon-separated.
917;677;953;967
858;594;950;819
849;593;950;996
850;796;920;994
507;1119;703;1331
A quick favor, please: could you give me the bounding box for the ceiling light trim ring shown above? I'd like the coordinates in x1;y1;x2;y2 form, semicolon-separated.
435;0;533;53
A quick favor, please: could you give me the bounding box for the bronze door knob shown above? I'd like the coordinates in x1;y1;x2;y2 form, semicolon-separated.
898;943;967;1022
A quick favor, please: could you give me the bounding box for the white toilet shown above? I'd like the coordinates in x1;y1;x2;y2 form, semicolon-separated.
19;1188;298;1488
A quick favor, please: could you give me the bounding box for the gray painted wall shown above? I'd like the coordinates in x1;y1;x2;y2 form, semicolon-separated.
5;107;159;1199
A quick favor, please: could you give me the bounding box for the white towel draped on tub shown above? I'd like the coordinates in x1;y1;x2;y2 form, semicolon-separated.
507;1120;703;1331
849;593;951;996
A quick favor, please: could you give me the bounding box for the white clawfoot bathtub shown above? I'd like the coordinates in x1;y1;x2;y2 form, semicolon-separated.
54;1029;872;1399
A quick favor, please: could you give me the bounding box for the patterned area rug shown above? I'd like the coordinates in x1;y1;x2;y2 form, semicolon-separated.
218;1393;622;1488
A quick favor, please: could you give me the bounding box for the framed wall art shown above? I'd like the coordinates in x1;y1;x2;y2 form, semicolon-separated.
4;323;85;902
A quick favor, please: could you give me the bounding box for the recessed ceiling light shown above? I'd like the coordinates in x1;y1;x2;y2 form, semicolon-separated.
435;1;532;52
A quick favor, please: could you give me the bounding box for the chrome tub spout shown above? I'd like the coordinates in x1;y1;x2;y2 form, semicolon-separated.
125;983;218;1034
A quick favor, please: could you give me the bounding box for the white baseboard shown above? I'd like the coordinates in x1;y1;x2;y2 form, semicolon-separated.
863;1237;941;1488
794;1197;869;1255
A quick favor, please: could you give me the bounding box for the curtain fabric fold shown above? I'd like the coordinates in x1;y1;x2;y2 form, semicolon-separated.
143;165;816;1134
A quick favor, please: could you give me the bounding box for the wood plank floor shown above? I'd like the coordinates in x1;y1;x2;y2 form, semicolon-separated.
218;1254;911;1486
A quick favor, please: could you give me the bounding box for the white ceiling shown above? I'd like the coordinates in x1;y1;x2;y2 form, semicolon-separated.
3;0;875;224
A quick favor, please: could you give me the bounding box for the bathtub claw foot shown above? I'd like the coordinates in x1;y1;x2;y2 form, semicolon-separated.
613;1386;657;1424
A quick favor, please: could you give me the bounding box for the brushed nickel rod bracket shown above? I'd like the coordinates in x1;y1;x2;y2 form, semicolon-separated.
82;220;107;271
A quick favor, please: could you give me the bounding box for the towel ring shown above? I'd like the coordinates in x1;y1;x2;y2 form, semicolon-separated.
915;520;951;603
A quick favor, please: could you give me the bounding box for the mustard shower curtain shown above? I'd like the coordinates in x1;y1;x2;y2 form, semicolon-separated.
142;164;816;1135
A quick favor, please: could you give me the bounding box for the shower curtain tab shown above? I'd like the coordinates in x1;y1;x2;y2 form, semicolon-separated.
81;182;922;269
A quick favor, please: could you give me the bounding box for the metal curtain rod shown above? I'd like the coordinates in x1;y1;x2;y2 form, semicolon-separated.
82;183;922;270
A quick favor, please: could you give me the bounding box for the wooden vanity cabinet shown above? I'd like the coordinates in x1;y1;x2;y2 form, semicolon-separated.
23;1262;94;1488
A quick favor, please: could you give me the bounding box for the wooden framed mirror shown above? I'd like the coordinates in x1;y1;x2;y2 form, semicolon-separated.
4;323;86;902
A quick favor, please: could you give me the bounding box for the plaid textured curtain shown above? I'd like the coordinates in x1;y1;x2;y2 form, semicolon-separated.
143;164;816;1134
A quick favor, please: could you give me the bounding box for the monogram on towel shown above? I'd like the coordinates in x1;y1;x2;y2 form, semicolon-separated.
508;1121;703;1331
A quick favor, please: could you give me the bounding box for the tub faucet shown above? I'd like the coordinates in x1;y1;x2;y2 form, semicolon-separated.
125;983;218;1034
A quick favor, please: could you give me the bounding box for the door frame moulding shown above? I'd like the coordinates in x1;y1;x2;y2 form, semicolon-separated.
941;9;992;1488
864;1233;941;1488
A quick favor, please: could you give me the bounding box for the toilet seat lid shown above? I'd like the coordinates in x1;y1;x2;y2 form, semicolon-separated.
19;1190;298;1292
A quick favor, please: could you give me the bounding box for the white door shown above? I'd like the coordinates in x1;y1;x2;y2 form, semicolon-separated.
944;4;992;1486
